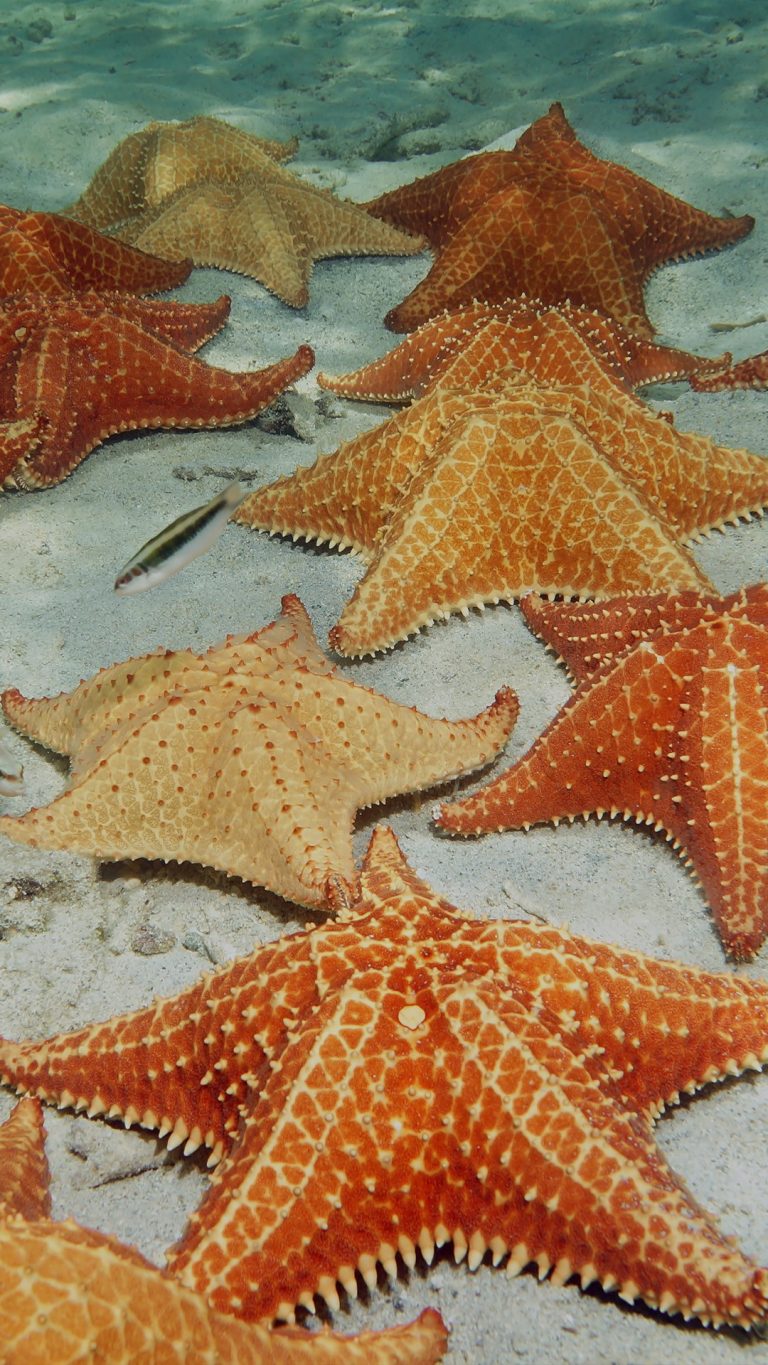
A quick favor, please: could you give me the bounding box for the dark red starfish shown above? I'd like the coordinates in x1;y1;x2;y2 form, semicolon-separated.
0;203;192;295
0;292;313;488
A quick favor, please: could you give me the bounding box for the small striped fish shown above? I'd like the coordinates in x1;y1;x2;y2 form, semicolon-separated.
115;482;244;595
0;738;24;798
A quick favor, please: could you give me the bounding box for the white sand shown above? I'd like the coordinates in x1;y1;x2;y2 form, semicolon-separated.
1;2;768;1361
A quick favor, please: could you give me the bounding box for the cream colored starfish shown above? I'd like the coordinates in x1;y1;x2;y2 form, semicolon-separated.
65;115;425;306
0;595;516;908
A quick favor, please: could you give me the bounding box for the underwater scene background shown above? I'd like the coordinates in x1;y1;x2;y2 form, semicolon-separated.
2;1;768;1361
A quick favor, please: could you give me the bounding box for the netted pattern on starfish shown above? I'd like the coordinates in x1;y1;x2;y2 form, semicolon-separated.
0;1102;447;1364
0;1099;50;1222
0;596;517;909
318;302;729;403
0;203;192;295
0;292;313;489
2;827;768;1330
438;586;768;959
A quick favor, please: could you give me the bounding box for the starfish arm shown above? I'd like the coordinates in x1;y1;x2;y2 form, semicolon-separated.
436;631;704;834
442;614;768;958
235;398;433;556
170;974;768;1329
480;919;768;1116
0;1099;51;1221
385;188;651;337
12;309;313;488
108;292;233;351
1;648;207;758
691;348;768;392
66;126;156;228
556;385;768;543
518;588;739;682
267;670;519;805
0;208;192;296
317;305;491;402
329;405;710;657
0;1221;447;1364
0;598;335;760
364;151;520;248
0;936;318;1165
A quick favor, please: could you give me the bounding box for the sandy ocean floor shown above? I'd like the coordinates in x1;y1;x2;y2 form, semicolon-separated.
2;2;768;1362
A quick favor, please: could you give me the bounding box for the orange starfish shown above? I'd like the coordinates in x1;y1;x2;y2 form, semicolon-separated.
0;291;313;489
0;203;192;295
0;595;516;909
237;367;768;655
2;826;768;1329
367;103;752;335
691;348;768;392
0;1100;448;1364
437;584;768;959
65;116;425;307
318;301;730;403
365;103;753;266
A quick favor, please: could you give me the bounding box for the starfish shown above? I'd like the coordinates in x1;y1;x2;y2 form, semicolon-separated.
65;117;425;308
237;365;768;655
0;1100;447;1363
366;103;753;335
2;826;768;1329
691;347;768;392
0;202;192;296
0;594;516;909
437;583;768;959
318;301;730;403
66;115;301;229
0;291;314;489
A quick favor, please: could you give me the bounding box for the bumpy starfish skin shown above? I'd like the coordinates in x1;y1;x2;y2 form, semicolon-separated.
691;348;768;392
369;102;752;335
0;292;313;489
318;303;730;403
0;1098;51;1222
365;103;753;267
518;582;768;682
236;365;768;654
0;1103;447;1364
0;595;516;909
113;174;425;307
438;585;768;958
66;115;300;228
384;182;656;335
0;203;192;295
2;827;768;1329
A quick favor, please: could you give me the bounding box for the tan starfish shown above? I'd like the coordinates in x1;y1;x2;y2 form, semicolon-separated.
0;595;517;908
2;827;768;1330
65;116;425;307
0;1099;448;1363
237;367;768;655
66;115;300;227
